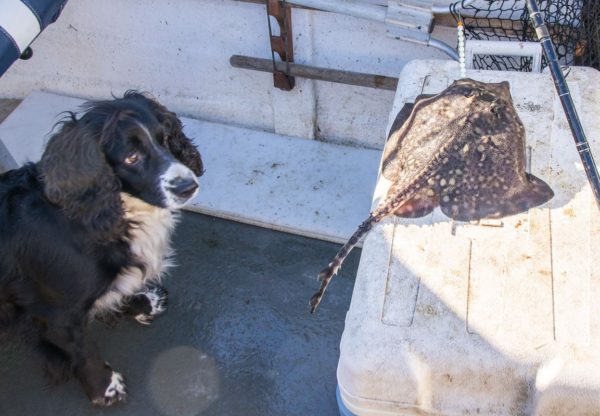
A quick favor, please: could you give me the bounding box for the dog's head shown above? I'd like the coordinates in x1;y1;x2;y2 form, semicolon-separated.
39;92;204;239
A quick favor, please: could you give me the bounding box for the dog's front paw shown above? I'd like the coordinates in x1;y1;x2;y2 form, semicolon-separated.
134;284;168;325
92;371;127;406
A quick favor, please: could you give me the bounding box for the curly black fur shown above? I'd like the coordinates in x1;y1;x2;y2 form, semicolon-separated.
0;92;202;405
40;111;127;242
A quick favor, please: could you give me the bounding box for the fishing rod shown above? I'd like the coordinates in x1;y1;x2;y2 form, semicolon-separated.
526;0;600;209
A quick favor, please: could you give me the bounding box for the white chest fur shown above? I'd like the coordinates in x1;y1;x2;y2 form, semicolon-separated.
92;194;178;314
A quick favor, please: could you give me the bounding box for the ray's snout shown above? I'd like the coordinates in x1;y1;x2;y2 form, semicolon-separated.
168;176;199;200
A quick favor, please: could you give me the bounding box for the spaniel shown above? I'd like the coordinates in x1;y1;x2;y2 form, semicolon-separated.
0;92;203;405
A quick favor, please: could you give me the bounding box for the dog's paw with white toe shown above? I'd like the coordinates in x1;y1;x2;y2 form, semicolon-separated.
134;285;168;325
92;371;127;406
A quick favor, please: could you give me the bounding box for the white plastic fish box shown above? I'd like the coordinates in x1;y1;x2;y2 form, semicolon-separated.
336;60;600;416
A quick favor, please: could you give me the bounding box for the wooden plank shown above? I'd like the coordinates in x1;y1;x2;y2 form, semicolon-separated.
230;54;398;91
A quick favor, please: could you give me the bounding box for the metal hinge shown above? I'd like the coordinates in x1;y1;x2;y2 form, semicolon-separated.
267;0;295;91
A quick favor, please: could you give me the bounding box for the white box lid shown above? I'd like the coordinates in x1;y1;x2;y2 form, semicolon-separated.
337;60;600;416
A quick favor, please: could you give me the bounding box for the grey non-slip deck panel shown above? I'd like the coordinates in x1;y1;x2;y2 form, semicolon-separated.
0;213;359;416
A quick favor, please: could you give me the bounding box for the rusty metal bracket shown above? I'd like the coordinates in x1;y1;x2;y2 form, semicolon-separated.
267;0;295;91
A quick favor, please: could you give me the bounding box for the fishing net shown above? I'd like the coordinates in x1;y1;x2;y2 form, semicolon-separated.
450;0;600;71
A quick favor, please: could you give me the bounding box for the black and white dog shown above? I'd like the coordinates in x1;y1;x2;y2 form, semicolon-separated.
0;92;203;405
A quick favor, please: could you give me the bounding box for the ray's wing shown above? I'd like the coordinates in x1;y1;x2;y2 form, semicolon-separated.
382;89;476;219
382;94;434;181
439;172;553;221
437;102;554;221
384;180;438;218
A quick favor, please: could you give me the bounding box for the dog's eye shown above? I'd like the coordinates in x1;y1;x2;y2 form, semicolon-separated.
124;152;141;165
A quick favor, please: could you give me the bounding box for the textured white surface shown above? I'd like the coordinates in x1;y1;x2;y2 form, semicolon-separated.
0;91;380;243
337;60;600;415
0;0;454;149
0;139;17;171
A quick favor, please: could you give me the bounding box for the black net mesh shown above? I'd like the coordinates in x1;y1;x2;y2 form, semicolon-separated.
450;1;599;71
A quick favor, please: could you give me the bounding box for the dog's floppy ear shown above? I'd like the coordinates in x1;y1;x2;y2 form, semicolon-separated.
164;116;204;177
126;92;204;176
40;112;125;240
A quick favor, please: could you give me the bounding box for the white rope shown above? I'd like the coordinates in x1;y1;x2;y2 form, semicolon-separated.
457;20;466;78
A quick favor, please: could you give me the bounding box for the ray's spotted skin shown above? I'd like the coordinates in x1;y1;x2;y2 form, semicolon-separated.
310;78;554;313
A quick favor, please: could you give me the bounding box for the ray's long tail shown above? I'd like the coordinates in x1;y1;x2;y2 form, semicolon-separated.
309;187;409;313
309;133;453;313
309;216;377;313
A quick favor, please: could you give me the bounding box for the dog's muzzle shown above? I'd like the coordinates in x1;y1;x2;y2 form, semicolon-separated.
167;177;198;200
161;163;200;208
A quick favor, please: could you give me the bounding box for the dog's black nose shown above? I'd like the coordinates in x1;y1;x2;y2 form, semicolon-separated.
169;177;199;199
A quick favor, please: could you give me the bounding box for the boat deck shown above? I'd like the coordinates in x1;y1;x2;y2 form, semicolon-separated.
0;212;358;415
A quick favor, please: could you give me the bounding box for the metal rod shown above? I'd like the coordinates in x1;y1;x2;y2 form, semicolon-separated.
288;0;459;60
239;0;461;60
230;54;398;90
286;0;386;22
235;0;313;9
428;37;459;60
238;0;479;15
432;0;477;14
526;0;600;208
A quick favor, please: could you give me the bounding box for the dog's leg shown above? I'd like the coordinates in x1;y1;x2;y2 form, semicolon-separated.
121;283;168;325
38;319;127;405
